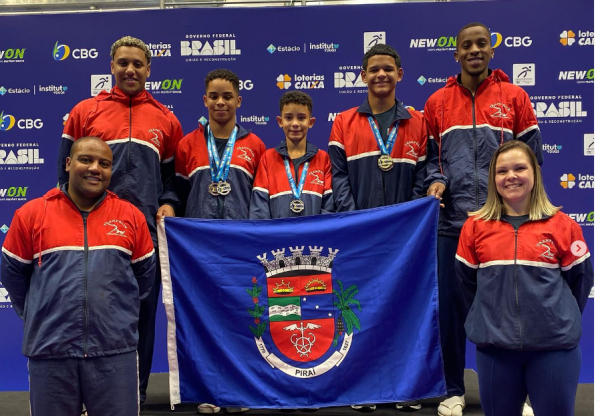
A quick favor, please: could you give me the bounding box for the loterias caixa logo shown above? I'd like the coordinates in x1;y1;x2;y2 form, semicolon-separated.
247;246;361;378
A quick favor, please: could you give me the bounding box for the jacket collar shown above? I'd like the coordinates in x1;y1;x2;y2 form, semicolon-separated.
449;69;510;91
199;121;251;141
357;97;412;120
275;140;319;164
96;86;152;106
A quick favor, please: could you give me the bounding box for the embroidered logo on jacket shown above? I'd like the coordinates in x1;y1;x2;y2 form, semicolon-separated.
536;239;556;260
104;220;128;238
237;146;255;162
490;103;512;118
405;141;420;159
309;170;325;186
148;129;164;147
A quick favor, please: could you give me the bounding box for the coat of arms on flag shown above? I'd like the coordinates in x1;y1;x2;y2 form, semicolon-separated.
159;197;446;408
247;246;360;377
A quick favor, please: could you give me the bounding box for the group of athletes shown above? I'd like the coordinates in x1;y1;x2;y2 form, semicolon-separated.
0;20;592;416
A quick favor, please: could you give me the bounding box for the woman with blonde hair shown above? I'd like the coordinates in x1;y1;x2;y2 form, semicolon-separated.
455;140;592;416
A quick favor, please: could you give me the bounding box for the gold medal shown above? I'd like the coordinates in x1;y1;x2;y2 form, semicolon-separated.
290;199;305;214
378;154;393;171
217;180;231;196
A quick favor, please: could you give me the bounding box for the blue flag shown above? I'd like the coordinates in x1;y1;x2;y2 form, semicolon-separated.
159;197;445;408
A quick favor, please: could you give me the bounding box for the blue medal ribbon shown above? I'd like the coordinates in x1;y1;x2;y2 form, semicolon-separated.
367;116;399;156
206;125;238;183
284;158;309;200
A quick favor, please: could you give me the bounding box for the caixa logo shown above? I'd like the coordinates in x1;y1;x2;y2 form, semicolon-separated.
0;112;43;131
53;41;98;60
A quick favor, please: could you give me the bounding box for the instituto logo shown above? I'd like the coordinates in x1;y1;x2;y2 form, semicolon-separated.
542;143;562;154
0;224;8;234
560;30;594;46
0;283;11;303
309;43;339;53
239;115;269;126
38;85;68;95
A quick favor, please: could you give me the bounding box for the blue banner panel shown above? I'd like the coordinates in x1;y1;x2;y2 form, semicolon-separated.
159;198;445;407
0;0;593;391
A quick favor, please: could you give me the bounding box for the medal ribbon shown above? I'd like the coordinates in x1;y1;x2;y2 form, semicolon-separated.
206;125;238;183
284;158;309;200
367;116;399;156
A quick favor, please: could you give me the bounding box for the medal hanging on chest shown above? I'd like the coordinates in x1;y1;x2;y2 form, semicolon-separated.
368;116;399;172
207;125;238;197
284;158;309;214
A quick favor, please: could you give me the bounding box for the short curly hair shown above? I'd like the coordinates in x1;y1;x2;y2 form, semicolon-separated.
362;44;401;70
205;69;240;93
110;36;151;64
279;91;313;114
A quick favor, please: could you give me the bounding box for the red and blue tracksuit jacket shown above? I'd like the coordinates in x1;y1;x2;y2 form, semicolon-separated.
328;99;427;211
175;123;265;219
1;187;155;359
455;212;593;351
249;140;333;219
58;86;183;243
423;69;543;237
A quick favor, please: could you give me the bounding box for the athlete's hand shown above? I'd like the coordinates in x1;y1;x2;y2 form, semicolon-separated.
427;182;446;208
156;204;176;223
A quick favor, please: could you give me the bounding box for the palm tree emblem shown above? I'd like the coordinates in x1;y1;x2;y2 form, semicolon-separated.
333;280;361;347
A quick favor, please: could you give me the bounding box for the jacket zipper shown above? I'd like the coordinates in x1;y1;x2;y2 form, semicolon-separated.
471;93;479;208
125;96;132;201
83;214;89;357
513;228;523;349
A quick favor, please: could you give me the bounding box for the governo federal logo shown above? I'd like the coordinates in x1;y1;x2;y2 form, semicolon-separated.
248;246;361;378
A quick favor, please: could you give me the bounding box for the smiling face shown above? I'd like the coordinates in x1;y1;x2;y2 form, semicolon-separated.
110;46;150;95
204;78;241;126
455;25;494;80
494;148;535;215
361;54;403;100
66;138;112;210
277;103;315;146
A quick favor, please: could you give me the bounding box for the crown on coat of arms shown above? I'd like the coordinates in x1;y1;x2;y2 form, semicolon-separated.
273;280;294;294
305;278;327;292
257;246;340;277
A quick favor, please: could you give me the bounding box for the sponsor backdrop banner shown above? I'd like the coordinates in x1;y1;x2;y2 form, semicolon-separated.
160;198;444;407
0;0;593;391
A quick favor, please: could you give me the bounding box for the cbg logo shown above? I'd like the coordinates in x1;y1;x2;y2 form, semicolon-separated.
0;111;15;131
53;41;98;60
239;79;254;90
53;41;70;60
491;31;532;47
0;111;43;131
